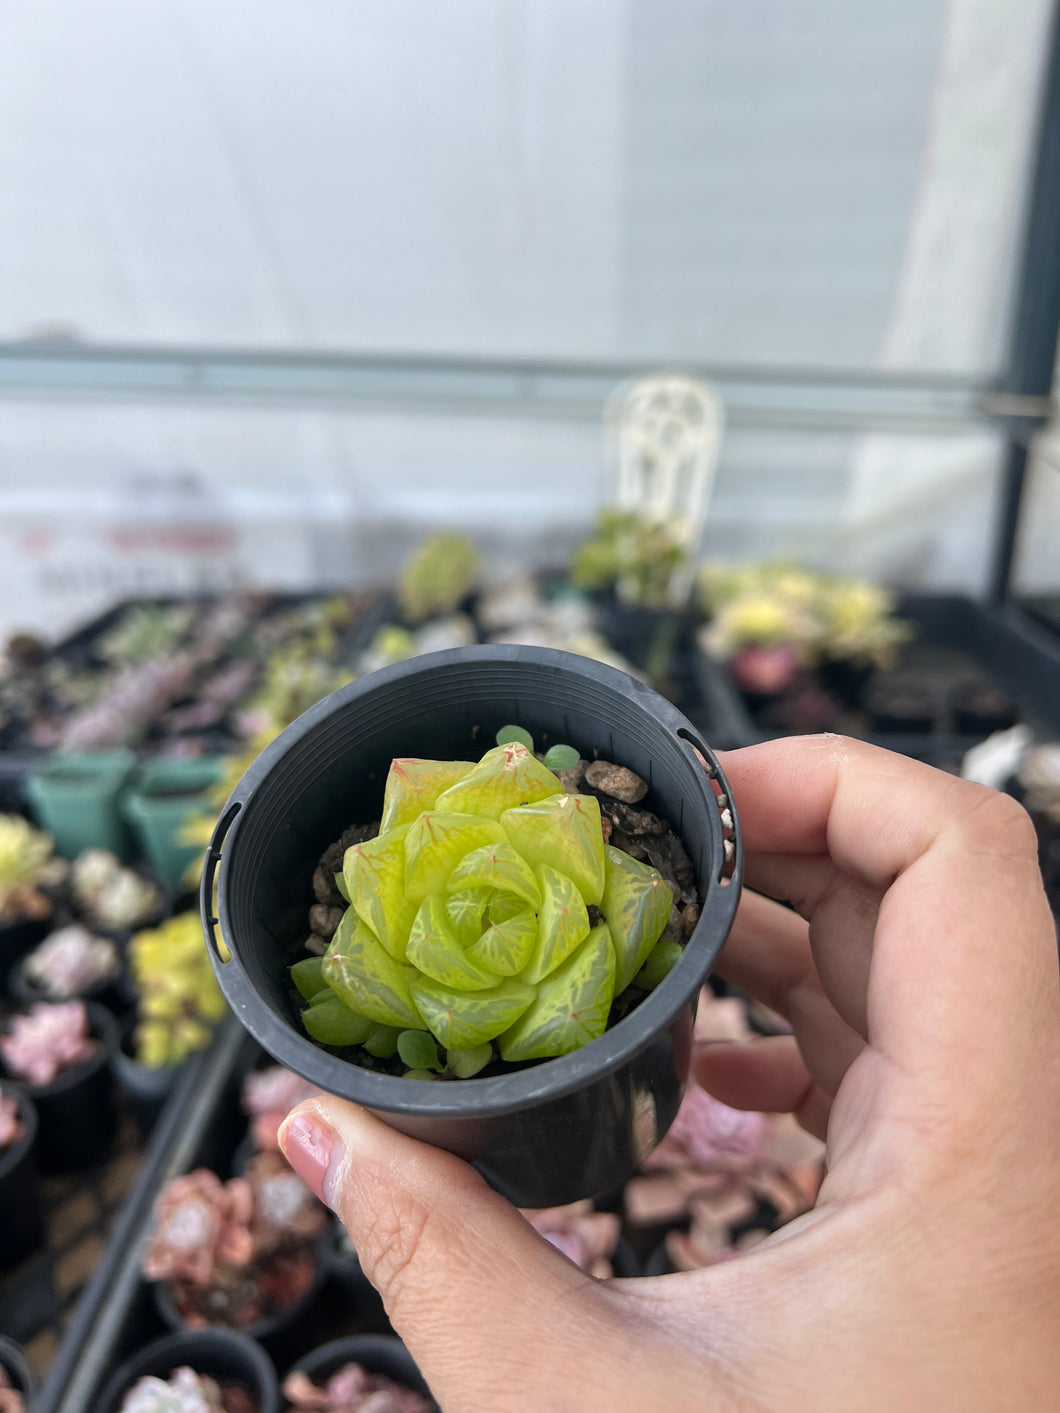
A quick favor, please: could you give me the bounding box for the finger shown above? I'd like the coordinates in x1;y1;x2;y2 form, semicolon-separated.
718;737;1058;1074
694;1036;832;1140
278;1098;671;1412
715;889;865;1094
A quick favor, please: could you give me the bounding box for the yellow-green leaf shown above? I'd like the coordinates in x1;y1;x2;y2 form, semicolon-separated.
499;924;616;1062
467;910;538;976
410;974;536;1049
323;910;424;1029
446;843;542;910
488;891;526;925
446;888;491;946
434;742;562;820
524;863;589;984
603;845;674;994
344;826;417;961
300;997;373;1047
500;794;606;905
406;895;500;991
380;758;475;830
404;812;507;902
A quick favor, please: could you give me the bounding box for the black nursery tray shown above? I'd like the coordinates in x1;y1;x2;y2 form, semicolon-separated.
691;595;1060;761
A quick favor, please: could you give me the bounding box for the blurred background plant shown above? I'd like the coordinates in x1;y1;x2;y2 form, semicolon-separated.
129;913;227;1068
0;816;65;924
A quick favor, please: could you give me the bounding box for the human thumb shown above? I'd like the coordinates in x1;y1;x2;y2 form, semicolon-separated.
278;1096;633;1412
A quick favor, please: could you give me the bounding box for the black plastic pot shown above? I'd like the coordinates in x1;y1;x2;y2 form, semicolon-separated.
204;646;741;1208
0;1086;44;1271
285;1335;434;1406
0;1336;35;1406
1;1000;118;1171
111;1015;184;1137
96;1328;280;1413
0;916;50;990
152;1234;328;1357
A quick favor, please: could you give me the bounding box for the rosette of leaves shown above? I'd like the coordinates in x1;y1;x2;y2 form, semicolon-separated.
398;532;480;623
295;737;675;1077
571;509;687;609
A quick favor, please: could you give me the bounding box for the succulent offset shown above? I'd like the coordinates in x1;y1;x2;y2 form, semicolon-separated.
297;741;675;1073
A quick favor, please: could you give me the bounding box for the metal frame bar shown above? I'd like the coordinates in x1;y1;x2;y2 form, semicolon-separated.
989;0;1060;602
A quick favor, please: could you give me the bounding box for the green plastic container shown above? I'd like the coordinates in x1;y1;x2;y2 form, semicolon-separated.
123;757;225;890
25;750;137;861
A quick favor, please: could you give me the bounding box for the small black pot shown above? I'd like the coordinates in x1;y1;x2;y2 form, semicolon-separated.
96;1328;280;1413
322;1220;390;1330
1;1001;118;1171
204;646;741;1208
0;1087;43;1270
0;916;50;989
111;1015;183;1136
152;1235;327;1354
819;657;874;710
285;1335;433;1406
0;1335;35;1405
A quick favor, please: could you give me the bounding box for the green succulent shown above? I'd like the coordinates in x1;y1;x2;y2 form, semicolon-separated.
0;814;62;923
399;533;480;623
98;604;196;664
295;740;675;1075
130;912;228;1068
571;509;687;609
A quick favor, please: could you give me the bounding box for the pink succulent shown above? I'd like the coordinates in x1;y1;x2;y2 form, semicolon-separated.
0;1001;98;1087
0;1093;25;1151
246;1150;327;1250
729;643;800;695
142;1168;256;1287
242;1066;323;1152
523;1200;621;1279
648;1085;768;1172
282;1363;431;1412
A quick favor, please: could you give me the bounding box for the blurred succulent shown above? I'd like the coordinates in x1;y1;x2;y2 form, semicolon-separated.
815;576;911;668
0;1091;25;1151
283;1364;431;1413
178;732;278;891
143;1168;255;1288
357;617;476;675
0;1000;98;1087
398;533;480;623
119;1367;225;1413
22;923;120;999
143;1155;325;1290
0;814;63;924
61;657;197;749
130;912;227;1068
98;604;196;666
646;1083;768;1172
239;649;354;739
296;738;674;1074
72;848;161;930
523;1200;621;1279
571;509;686;609
242;1066;324;1152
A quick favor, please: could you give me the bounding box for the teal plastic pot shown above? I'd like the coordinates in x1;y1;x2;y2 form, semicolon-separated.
25;750;137;861
123;758;225;889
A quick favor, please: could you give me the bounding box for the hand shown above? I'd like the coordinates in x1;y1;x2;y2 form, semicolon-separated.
280;735;1060;1412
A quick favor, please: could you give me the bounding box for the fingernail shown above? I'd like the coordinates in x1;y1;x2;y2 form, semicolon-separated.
279;1111;343;1210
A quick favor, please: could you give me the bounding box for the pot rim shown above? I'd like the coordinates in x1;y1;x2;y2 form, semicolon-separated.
0;1082;38;1181
205;645;742;1119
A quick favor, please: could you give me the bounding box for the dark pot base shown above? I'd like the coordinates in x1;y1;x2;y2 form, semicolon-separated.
285;1335;433;1406
95;1328;280;1413
0;1086;44;1270
0;1336;35;1404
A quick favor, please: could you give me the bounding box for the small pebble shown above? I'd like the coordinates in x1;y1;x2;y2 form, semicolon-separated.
584;760;648;804
600;816;613;845
304;934;327;957
606;802;665;836
555;760;588;794
610;828;649;862
309;904;343;941
312;865;341;907
681;902;700;939
662;905;684;944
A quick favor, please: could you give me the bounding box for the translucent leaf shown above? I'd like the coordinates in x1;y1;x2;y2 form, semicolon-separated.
501;794;606;905
406;895;500;991
447;1042;493;1078
411;974;536;1049
603;845;675;994
402;1069;440;1081
524;863;590;984
467;910;538;976
447;843;542;910
499;924;617;1062
434;742;562;820
291;956;327;1001
404;812;507;902
301;997;373;1047
334;872;351;903
488;891;526;924
446;888;491;946
323;911;424;1030
364;1024;401;1058
635;939;684;990
495;725;535;752
397;1029;442;1071
380;758;476;830
542;743;580;771
344;827;418;961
